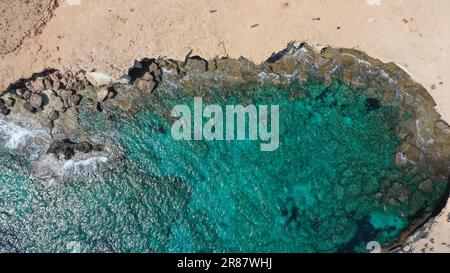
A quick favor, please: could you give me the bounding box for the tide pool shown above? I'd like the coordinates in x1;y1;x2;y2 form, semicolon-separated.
0;80;445;252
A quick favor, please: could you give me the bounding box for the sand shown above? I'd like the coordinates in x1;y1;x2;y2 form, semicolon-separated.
0;0;449;252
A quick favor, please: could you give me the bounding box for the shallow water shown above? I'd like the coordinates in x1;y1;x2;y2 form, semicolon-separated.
0;80;444;252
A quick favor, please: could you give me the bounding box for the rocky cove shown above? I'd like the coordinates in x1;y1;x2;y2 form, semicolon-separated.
0;43;449;252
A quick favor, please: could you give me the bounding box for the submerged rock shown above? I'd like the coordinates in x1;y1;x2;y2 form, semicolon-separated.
47;139;102;160
22;101;36;113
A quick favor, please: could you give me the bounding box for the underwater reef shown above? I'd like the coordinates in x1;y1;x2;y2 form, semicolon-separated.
0;43;450;252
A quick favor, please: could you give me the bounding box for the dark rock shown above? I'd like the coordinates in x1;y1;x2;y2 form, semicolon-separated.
107;86;117;99
128;60;145;81
96;102;103;112
4;97;15;108
47;139;100;159
365;98;380;111
23;102;36;113
128;58;162;85
29;93;44;108
0;108;10;116
418;179;433;193
47;139;77;159
73;141;93;153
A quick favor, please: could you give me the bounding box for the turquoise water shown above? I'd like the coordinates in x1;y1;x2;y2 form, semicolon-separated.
0;80;444;252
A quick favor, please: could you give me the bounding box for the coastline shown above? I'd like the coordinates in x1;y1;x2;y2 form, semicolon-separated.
1;0;449;252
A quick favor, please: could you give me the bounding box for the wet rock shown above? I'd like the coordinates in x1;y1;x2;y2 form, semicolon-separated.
136;79;156;92
94;240;115;253
73;141;93;153
3;96;15;108
68;94;82;107
365;98;380;111
29;93;44;108
0;108;10;116
23;102;36;113
48;110;59;121
47;139;77;159
0;98;11;115
47;139;101;159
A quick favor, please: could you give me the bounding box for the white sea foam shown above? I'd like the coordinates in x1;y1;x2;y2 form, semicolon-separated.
0;118;110;180
33;153;109;179
0;119;51;150
60;156;109;174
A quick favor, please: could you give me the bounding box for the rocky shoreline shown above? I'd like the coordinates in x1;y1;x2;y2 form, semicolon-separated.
1;42;449;251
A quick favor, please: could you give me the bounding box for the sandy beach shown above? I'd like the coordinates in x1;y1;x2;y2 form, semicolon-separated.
1;0;449;252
